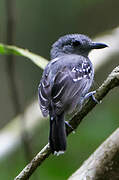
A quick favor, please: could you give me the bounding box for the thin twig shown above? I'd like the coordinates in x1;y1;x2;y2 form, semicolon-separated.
14;66;119;180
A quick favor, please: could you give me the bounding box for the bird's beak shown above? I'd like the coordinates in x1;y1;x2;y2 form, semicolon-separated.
91;42;108;49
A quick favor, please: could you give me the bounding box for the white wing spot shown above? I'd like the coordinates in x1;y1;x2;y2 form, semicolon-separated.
73;77;82;82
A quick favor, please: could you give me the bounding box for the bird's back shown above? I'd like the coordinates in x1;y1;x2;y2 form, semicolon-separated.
39;54;94;116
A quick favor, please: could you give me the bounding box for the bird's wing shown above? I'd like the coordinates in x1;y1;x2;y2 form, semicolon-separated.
38;73;51;117
51;61;93;114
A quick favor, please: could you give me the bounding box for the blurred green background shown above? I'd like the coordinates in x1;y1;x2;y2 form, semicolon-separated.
0;0;119;179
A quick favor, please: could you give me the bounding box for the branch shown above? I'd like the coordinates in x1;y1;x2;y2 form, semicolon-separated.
68;128;119;180
14;66;119;180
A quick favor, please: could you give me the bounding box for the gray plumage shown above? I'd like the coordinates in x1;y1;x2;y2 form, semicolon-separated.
38;34;108;154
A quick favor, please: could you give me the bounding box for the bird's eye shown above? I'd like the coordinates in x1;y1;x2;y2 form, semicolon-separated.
72;40;81;47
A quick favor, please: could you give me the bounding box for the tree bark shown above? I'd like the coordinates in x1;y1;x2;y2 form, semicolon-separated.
68;128;119;180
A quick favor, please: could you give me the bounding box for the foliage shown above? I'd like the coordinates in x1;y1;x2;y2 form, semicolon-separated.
0;43;48;69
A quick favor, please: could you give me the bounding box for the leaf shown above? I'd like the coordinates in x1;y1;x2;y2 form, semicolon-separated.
0;43;48;69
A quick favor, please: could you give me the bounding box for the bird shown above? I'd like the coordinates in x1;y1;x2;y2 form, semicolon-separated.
38;34;108;155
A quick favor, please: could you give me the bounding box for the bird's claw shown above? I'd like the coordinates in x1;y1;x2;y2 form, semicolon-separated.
65;121;75;133
85;91;101;104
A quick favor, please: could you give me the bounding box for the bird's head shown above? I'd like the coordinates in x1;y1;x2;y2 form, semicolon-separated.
50;34;108;59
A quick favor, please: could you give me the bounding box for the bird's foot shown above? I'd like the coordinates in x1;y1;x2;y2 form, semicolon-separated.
65;121;75;133
85;91;101;104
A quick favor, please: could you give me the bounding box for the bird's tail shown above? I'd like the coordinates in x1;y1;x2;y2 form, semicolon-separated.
49;112;66;155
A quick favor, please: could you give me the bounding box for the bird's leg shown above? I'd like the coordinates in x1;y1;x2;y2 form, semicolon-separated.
84;91;100;104
65;121;73;129
65;121;75;133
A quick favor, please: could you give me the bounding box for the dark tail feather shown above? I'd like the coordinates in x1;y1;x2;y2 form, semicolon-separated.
49;113;66;154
